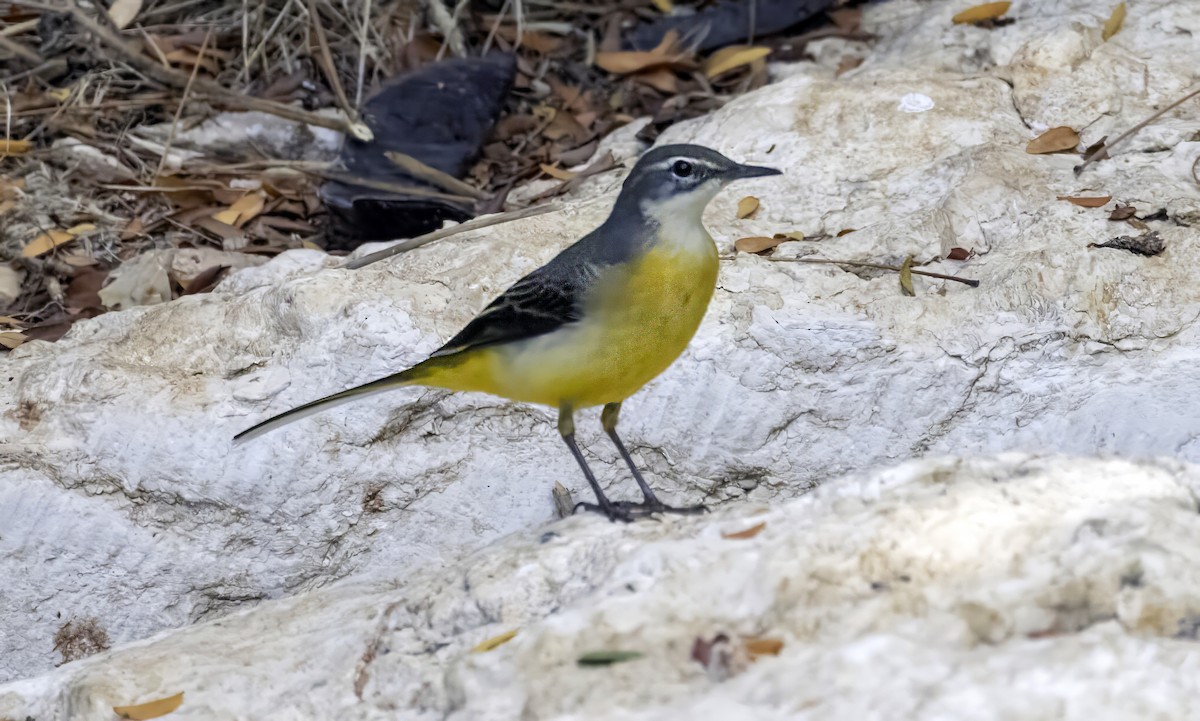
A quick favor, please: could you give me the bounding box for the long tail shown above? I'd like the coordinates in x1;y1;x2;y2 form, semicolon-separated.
233;365;427;443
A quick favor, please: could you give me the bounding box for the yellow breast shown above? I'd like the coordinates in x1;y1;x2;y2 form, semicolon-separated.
482;237;719;408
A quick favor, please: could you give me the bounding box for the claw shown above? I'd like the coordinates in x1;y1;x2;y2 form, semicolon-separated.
613;499;709;516
573;501;636;523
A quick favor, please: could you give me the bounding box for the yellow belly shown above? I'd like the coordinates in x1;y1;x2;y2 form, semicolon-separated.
425;243;719;408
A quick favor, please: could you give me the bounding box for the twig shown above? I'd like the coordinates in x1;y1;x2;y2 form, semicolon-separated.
1075;85;1200;175
344;203;560;269
354;0;372;108
53;0;372;140
760;257;981;287
0;18;39;36
316;169;477;203
153;28;211;181
481;0;512;55
307;0;354;118
0;33;42;63
385;150;488;200
428;0;466;59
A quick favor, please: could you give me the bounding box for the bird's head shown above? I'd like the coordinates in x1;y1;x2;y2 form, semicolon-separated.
614;144;782;222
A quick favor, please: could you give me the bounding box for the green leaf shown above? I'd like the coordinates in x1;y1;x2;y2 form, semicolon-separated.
577;650;644;667
899;254;916;296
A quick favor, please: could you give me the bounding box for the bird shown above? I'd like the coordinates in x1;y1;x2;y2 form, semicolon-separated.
235;144;782;522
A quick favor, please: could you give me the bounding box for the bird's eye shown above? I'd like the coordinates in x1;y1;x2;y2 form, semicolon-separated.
671;160;694;178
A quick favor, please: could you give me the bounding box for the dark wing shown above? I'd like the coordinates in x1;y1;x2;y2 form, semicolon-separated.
430;260;595;358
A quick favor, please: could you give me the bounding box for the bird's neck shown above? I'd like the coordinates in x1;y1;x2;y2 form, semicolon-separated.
636;190;717;257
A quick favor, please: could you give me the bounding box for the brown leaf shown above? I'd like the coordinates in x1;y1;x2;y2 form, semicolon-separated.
0;331;28;350
744;637;784;657
951;2;1011;24
1057;195;1112;207
836;56;864;76
633;68;678;94
736;196;760;219
0;138;32;156
22;229;77;258
1109;204;1137;220
113;692;184;720
1027;126;1080;154
899;254;916;296
193;216;245;241
212;193;265;228
722;521;766;539
1102;2;1126;41
65;268;108;312
946;247;971;260
836;228;856;237
704;46;772;78
539;164;577;181
181;265;229;295
471;629;518;653
733;236;783;254
107;0;142;29
595;30;685;75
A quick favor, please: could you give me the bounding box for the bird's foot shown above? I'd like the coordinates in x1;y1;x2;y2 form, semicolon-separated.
614;499;709;516
573;501;636;523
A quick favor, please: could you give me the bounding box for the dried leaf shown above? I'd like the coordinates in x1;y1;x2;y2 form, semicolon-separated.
704;46;772;79
22;229;77;258
1102;2;1126;41
107;0;143;29
0;331;27;349
229;193;265;227
952;2;1011;24
0;138;32;156
181;265;229;296
113;692;183;720
722;521;766;540
595;30;682;75
539;164;577;181
66;222;96;235
1088;230;1164;257
1027;126;1080;154
1057;195;1112;208
577;650;643;667
744;637;784;657
736;196;760;219
651;0;673;11
947;247;971;260
733;236;784;254
1109;204;1137;220
632;68;678;94
471;629;518;653
836;228;856;237
899;254;916;296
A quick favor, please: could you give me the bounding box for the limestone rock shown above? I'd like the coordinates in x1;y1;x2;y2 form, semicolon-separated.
2;0;1200;693
5;456;1200;720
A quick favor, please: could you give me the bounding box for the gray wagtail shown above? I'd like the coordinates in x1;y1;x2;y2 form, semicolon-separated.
235;144;782;521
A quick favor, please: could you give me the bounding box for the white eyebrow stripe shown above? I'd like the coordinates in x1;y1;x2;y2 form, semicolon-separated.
646;156;723;173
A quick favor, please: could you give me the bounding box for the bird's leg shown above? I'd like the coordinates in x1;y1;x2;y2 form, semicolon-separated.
601;402;707;516
558;405;633;523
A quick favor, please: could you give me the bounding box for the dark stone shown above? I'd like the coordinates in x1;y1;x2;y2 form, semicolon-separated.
320;53;516;249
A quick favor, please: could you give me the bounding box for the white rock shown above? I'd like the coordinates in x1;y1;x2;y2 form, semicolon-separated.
2;0;1200;697
5;456;1200;721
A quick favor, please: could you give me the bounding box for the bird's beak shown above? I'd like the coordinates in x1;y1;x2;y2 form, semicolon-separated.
723;163;783;180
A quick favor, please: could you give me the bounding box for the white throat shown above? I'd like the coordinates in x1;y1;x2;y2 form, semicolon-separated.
640;182;722;253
